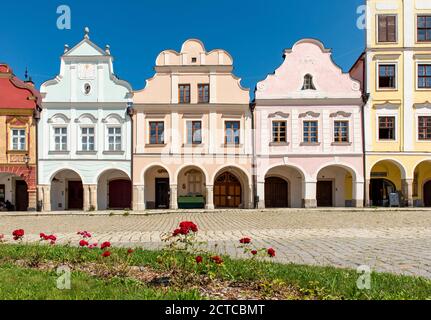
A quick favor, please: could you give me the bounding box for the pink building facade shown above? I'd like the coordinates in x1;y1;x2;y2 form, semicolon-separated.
254;39;365;208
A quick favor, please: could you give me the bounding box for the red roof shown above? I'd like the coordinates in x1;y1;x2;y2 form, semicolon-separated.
0;63;41;110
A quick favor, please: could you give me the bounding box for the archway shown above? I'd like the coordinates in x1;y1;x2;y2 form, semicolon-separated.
369;160;405;207
176;166;206;209
97;169;131;210
424;181;431;207
413;160;431;207
0;173;28;211
144;165;170;209
51;169;83;210
214;172;242;208
316;165;356;207
264;165;305;208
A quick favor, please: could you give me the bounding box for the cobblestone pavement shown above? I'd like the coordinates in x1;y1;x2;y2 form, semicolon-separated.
0;209;431;278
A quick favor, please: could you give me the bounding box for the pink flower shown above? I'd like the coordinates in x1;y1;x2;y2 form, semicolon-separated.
77;231;92;238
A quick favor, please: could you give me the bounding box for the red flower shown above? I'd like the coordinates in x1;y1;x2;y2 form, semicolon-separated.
211;256;223;265
77;231;92;238
195;256;203;264
173;221;198;236
40;233;46;239
102;251;111;258
267;248;276;258
79;240;89;247
251;250;258;256
100;242;111;250
239;237;252;244
48;235;57;241
12;229;24;240
173;229;181;237
50;240;56;245
127;249;134;254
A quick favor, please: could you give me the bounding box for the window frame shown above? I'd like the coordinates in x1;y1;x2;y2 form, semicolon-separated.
417;15;431;43
377;62;398;90
417;63;431;90
333;120;350;143
224;121;241;145
197;84;210;104
178;84;191;104
301;74;316;90
53;126;68;152
186;120;202;145
272;120;287;143
149;121;165;145
378;116;396;141
418;116;431;141
80;126;96;152
303;120;319;144
377;14;398;43
10;128;26;151
107;126;122;151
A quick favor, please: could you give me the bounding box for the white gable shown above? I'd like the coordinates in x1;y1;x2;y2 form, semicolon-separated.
64;39;106;57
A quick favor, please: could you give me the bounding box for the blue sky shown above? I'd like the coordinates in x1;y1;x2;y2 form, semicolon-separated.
0;0;365;93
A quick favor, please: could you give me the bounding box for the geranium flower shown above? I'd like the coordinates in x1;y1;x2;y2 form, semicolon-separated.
195;256;203;264
12;229;24;240
173;221;198;236
79;240;89;247
77;231;92;238
251;250;258;256
211;256;223;265
267;248;276;258
100;242;111;250
102;251;111;258
127;249;134;254
239;237;251;244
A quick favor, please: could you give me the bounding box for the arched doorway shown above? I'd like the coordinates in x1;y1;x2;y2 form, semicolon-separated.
316;165;355;207
0;173;29;211
144;165;170;209
97;169;132;210
370;179;396;207
424;181;431;207
214;172;242;208
51;169;83;210
265;177;288;208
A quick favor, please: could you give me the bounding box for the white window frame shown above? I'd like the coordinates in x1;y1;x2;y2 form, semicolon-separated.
376;61;398;91
52;126;68;151
302;119;319;143
184;119;203;145
80;126;96;152
416;61;431;91
106;126;123;151
375;113;399;143
10;128;26;151
223;119;242;145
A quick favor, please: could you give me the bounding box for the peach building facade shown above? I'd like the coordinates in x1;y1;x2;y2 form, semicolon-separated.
132;39;253;210
254;39;365;208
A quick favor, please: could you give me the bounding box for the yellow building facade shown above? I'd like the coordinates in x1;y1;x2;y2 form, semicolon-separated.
364;0;431;206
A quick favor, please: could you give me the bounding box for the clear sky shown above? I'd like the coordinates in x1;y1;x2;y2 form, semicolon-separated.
0;0;365;94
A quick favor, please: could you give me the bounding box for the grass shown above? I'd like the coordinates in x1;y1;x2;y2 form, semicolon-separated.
0;244;430;300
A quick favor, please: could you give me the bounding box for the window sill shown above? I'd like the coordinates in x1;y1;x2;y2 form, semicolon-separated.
48;151;70;155
103;151;125;155
377;139;396;142
331;142;352;146
7;150;28;154
376;88;398;92
182;144;204;148
145;144;167;148
269;142;289;147
76;151;98;155
222;144;243;148
300;142;321;146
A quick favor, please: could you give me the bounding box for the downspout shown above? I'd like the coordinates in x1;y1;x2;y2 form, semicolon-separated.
127;102;134;210
361;54;370;208
250;100;257;209
34;105;42;211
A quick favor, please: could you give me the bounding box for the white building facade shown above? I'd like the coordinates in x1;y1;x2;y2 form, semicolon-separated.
38;29;133;211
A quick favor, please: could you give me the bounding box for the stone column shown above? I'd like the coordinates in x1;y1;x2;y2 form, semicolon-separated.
41;185;51;212
364;179;371;207
89;185;97;211
83;184;91;211
256;181;265;209
303;181;317;208
133;185;146;211
352;181;364;208
206;185;215;210
27;189;37;212
170;185;178;209
402;179;414;207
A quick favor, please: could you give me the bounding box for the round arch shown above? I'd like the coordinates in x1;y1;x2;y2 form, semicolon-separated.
369;158;407;180
174;164;209;186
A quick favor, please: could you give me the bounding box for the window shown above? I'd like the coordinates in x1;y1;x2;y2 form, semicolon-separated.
54;127;67;151
419;116;431;141
191;57;197;63
302;74;316;90
84;83;91;95
378;116;396;140
272;121;287;143
418;16;431;42
150;122;164;144
198;84;210;103
378;15;397;42
108;127;122;151
225;121;240;145
81;127;95;151
334;121;349;143
187;171;202;194
179;84;191;104
378;64;396;89
303;121;318;143
11;129;26;151
418;64;431;89
187;121;202;145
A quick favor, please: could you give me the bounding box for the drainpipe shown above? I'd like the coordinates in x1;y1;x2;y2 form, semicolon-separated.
250;100;257;209
361;53;370;208
127;102;134;210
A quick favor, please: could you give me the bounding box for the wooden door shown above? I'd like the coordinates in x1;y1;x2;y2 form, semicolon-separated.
214;172;242;208
15;180;28;211
317;181;333;207
109;180;132;209
155;178;170;209
424;181;431;207
68;181;83;210
265;177;288;208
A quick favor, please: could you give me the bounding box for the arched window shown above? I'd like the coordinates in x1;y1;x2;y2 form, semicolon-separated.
302;74;316;90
